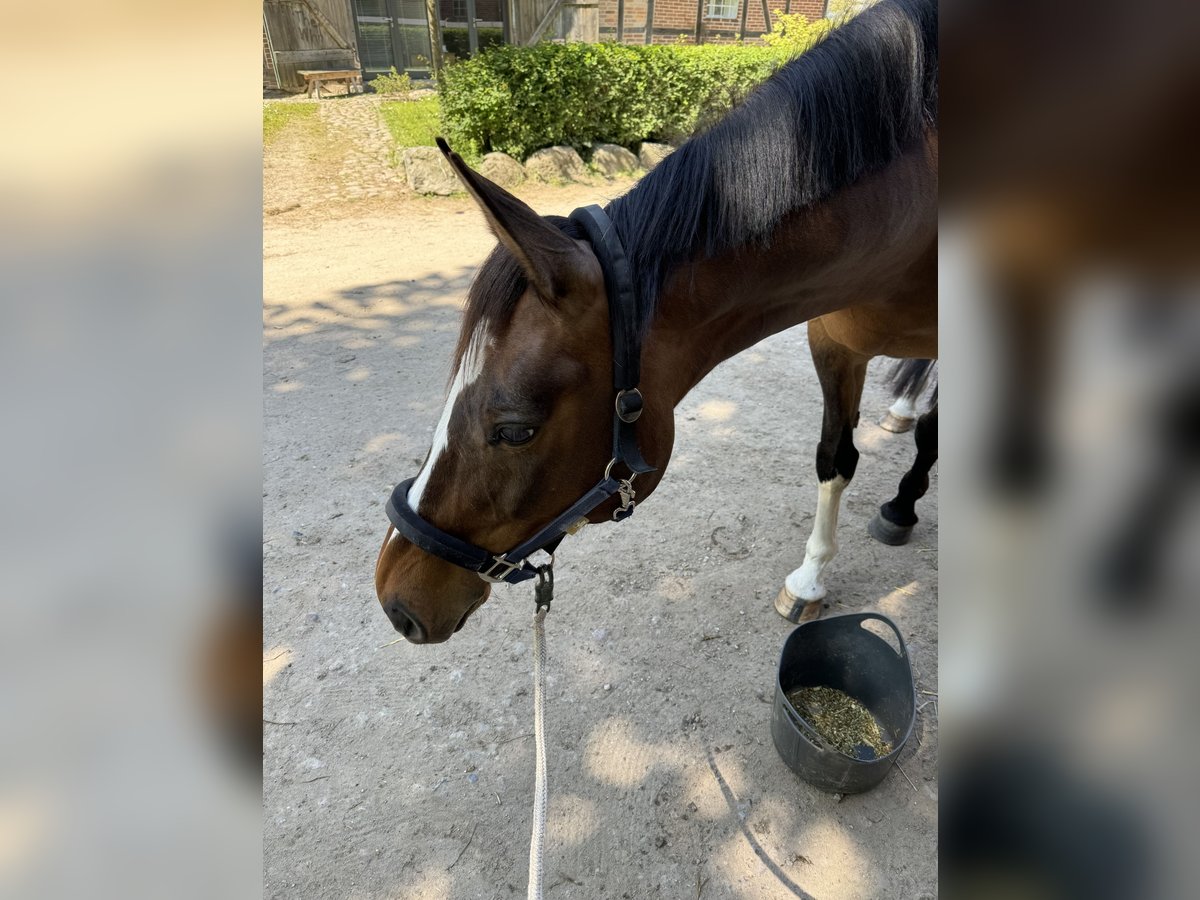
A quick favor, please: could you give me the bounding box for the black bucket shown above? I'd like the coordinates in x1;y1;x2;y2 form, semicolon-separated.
771;612;915;794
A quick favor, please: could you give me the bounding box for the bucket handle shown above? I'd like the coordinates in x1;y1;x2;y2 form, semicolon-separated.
847;611;909;662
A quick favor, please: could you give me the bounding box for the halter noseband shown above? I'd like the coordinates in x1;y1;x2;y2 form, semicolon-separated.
384;204;656;585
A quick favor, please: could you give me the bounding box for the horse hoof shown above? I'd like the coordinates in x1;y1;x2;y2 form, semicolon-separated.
868;512;913;546
774;588;825;624
879;411;915;434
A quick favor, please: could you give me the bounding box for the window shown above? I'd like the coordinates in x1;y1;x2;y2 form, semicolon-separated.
707;0;738;19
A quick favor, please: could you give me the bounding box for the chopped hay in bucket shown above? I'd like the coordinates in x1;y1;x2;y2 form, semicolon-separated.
786;686;893;758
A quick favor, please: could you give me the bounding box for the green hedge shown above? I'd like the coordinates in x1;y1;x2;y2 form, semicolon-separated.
439;42;785;160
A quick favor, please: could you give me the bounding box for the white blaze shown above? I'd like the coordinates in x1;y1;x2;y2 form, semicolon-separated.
403;322;490;523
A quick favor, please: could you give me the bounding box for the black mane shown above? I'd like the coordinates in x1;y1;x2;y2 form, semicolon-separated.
609;0;937;327
456;0;937;362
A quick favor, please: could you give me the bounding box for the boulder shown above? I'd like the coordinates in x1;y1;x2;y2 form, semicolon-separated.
638;142;675;171
402;146;459;195
479;152;526;188
591;143;641;177
524;146;588;183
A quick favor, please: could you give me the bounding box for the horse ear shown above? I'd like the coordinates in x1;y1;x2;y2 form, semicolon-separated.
436;138;591;304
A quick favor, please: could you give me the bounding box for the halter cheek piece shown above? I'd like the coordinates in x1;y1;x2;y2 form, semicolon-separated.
384;204;656;586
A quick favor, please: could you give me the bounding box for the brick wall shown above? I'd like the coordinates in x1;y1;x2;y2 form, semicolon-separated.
599;0;827;44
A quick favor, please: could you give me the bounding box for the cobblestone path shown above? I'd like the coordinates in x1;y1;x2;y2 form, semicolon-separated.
318;96;405;202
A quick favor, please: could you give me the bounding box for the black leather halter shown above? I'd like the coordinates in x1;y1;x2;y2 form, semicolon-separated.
384;204;656;585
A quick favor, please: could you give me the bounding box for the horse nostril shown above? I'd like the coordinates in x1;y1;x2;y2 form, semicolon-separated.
385;601;427;642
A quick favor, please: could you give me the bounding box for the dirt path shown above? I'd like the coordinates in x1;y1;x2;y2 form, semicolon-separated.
263;171;937;897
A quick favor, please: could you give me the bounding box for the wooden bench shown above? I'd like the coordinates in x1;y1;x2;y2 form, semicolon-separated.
297;69;363;99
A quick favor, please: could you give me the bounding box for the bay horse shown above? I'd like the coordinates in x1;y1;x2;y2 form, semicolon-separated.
376;0;938;642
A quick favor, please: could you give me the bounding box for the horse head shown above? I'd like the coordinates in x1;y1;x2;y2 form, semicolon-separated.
375;141;671;643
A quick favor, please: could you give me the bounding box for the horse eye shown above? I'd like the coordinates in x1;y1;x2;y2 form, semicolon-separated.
495;424;536;446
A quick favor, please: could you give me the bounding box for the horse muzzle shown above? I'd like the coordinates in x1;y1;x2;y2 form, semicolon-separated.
382;598;428;642
376;527;493;643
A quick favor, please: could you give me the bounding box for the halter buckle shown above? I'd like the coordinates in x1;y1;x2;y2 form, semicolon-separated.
479;555;522;583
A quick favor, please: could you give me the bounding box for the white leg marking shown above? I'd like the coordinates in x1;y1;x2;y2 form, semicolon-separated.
402;322;490;523
785;475;849;602
888;394;919;421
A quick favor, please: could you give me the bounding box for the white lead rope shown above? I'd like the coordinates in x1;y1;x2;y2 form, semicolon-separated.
528;606;549;900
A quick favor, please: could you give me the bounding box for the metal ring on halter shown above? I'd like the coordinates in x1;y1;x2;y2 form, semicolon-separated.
603;457;639;484
615;388;644;423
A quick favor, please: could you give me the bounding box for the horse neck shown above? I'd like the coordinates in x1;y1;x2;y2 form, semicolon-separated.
641;141;937;408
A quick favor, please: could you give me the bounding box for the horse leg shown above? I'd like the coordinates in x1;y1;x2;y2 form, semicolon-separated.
880;393;919;433
869;402;938;545
775;318;868;623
